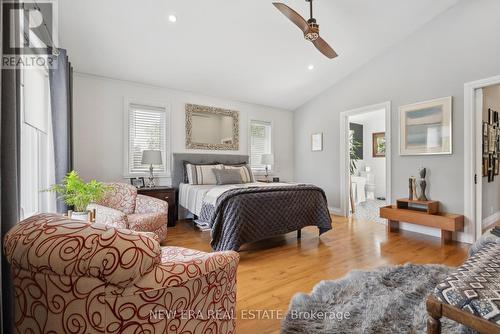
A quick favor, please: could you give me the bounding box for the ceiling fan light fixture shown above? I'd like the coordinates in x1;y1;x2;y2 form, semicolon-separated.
272;1;338;59
304;26;319;42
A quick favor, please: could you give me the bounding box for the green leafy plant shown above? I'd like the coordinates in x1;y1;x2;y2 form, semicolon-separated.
349;132;362;175
47;171;110;212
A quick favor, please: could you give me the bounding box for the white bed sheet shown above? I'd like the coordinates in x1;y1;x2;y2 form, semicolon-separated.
179;182;298;216
179;183;217;216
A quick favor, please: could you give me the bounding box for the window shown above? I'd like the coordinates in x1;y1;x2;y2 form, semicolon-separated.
249;120;272;171
20;66;57;219
126;103;169;175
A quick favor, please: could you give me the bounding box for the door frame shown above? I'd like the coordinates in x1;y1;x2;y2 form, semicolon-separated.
339;101;392;217
464;74;500;242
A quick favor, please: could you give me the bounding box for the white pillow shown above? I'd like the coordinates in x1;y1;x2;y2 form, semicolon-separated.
186;164;223;185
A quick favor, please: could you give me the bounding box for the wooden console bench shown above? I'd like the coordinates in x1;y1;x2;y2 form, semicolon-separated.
379;199;464;242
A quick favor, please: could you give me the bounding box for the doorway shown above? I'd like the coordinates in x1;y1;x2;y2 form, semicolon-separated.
339;102;392;221
464;75;500;242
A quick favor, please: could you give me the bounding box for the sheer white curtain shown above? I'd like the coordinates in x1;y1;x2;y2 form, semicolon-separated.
20;66;57;219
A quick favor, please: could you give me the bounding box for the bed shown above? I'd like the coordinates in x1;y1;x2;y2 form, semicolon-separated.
173;153;332;251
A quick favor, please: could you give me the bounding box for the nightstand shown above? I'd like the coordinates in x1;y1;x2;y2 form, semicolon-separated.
137;187;178;227
257;177;281;183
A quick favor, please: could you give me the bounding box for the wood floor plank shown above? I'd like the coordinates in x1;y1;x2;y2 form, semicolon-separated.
164;215;469;334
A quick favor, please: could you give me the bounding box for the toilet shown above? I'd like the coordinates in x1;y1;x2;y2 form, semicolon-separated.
360;166;376;201
366;183;376;200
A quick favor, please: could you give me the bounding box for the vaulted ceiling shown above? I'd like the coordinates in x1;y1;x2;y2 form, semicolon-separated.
59;0;459;110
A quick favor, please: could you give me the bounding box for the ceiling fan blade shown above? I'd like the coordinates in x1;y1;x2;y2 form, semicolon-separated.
272;2;309;33
312;37;338;59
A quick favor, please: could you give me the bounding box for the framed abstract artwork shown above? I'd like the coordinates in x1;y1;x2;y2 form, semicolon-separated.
399;96;452;155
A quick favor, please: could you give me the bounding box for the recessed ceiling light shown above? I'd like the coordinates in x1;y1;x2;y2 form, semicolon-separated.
308;64;315;70
168;14;177;23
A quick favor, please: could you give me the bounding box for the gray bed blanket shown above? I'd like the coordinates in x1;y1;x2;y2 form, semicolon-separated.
197;185;332;251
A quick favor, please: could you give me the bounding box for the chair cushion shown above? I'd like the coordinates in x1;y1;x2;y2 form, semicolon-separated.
98;183;137;214
128;212;166;232
434;242;500;324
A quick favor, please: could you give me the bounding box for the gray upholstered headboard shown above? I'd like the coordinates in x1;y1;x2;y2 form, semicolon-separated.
172;153;249;187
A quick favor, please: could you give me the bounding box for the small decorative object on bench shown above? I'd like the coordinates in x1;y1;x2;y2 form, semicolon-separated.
418;167;428;201
380;198;464;243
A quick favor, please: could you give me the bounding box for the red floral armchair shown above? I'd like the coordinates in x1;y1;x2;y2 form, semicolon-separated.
3;214;239;334
88;182;168;242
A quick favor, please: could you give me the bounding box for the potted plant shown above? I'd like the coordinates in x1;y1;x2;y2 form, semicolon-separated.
47;171;110;221
349;133;362;214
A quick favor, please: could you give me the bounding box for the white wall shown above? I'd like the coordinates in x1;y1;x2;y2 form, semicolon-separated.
73;73;294;185
293;0;500;243
350;109;386;198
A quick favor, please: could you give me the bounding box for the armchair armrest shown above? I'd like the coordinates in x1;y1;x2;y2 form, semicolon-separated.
88;203;128;229
136;194;168;214
127;246;239;293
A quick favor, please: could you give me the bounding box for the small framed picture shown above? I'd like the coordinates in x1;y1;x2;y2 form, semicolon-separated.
372;132;386;158
488;125;496;153
484;137;489;154
311;133;323;152
130;177;145;188
483;157;489;177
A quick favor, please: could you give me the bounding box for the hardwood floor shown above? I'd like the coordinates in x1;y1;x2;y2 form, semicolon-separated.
165;215;470;334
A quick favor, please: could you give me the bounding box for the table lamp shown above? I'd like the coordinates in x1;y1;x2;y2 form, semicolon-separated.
141;150;162;188
260;154;274;182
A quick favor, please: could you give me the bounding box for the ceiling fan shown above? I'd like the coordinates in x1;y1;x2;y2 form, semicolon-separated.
273;0;338;59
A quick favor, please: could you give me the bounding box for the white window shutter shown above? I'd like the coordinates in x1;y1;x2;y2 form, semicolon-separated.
128;104;167;174
250;120;272;171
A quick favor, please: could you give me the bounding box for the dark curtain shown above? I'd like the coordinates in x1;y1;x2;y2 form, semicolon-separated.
49;49;73;213
1;2;21;334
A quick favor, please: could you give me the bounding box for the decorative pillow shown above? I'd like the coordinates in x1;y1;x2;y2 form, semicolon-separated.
185;163;223;185
213;169;243;185
223;164;255;183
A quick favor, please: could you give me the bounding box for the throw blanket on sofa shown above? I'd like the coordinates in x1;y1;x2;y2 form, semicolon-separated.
197;185;332;251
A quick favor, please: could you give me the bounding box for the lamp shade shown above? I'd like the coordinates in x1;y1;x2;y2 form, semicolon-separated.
141;150;163;165
260;154;274;165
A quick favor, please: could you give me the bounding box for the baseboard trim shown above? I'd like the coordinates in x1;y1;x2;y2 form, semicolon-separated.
329;207;343;216
482;211;500;229
397;222;474;244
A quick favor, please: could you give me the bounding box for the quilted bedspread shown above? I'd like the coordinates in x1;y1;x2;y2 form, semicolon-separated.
197;185;332;251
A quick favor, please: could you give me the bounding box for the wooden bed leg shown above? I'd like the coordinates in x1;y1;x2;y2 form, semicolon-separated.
297;229;302;239
426;297;442;334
